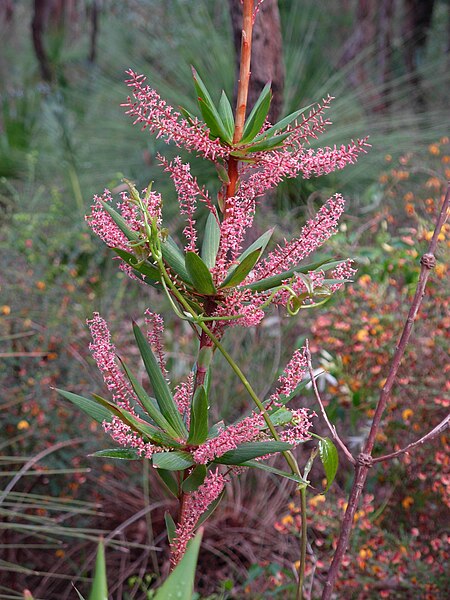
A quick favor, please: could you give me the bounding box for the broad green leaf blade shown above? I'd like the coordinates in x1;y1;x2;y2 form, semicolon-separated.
100;200;140;243
243;258;337;292
201;211;221;270
112;248;160;282
218;91;235;139
157;469;179;497
241;82;272;143
216;441;292;465
91;448;141;460
55;389;112;424
187;385;209;445
154;530;202;600
165;511;177;545
182;465;207;493
133;323;187;438
120;358;179;438
192;68;231;143
242;460;308;485
185;252;216;295
253;104;313;141
318;437;339;493
161;236;192;284
88;540;108;600
152;451;195;471
219;248;262;289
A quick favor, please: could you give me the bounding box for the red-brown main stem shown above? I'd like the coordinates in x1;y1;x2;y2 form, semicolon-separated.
225;0;254;216
321;184;450;599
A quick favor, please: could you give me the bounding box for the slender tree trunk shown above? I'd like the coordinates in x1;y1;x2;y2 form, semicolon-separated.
31;0;53;82
228;0;285;123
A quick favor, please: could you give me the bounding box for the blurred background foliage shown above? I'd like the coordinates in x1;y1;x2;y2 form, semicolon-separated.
0;1;449;598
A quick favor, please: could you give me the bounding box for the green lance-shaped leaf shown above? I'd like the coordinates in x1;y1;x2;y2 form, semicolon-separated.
218;90;235;140
232;133;290;156
238;227;274;263
185;251;217;295
318;437;339;493
112;247;160;283
182;464;207;493
201;210;221;269
243;258;339;292
88;540;108;600
164;511;177;545
241;460;308;486
253;103;313;141
92;394;182;447
55;389;112;424
120;358;180;439
153;530;202;600
90;448;141;460
152;451;195;471
100;200;140;244
187;385;209;445
133;323;187;438
219;248;262;289
161;236;192;284
192;67;231;143
157;469;179;497
241;82;272;143
215;441;292;465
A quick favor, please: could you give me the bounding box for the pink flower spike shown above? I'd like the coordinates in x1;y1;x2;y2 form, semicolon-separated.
103;416;156;458
280;408;314;446
269;347;308;407
87;313;137;412
144;310;167;377
173;372;195;426
123;70;230;161
171;469;226;565
329;259;357;292
86;190;131;252
254;194;345;280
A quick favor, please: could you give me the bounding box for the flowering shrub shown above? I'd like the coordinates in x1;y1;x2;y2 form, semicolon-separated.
56;2;369;590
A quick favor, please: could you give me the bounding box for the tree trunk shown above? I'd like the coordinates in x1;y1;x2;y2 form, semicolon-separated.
31;0;53;82
228;0;285;123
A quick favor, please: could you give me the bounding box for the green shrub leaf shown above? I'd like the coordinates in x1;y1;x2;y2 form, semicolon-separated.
241;460;308;486
241;82;272;143
253;104;312;141
216;441;292;465
55;389;112;424
219;248;262;289
157;469;179;497
218;91;235;139
318;437;339;492
161;236;192;284
185;251;216;295
201;211;221;269
152;451;195;471
187;385;209;445
88;540;108;600
182;465;207;493
90;448;141;460
164;511;177;545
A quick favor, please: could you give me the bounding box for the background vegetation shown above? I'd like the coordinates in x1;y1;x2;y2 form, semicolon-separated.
0;1;448;598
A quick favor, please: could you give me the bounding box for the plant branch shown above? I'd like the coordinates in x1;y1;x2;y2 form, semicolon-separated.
321;183;450;600
373;413;450;464
305;341;356;465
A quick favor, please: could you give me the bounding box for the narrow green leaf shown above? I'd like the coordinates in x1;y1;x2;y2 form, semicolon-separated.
241;82;272;143
92;393;181;447
88;540;108;600
216;441;292;465
237;228;274;263
55;389;112;424
179;105;196;125
164;512;177;545
133;323;187;438
152;451;195;471
218;91;235;139
192;68;231;143
154;530;202;600
187;385;209;445
266;408;294;427
243;258;337;292
253;104;313;141
318;437;339;493
157;469;179;497
120;358;180;438
100;200;140;243
240;132;290;154
241;460;308;485
201;211;221;269
185;251;216;295
219;248;262;289
112;248;160;282
182;465;207;493
90;448;141;460
161;236;192;284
